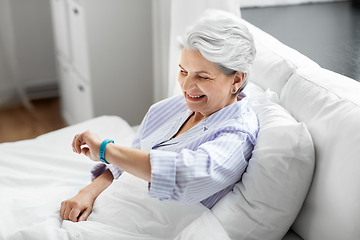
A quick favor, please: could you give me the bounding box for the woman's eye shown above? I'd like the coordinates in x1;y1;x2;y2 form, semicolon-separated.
198;76;209;80
180;70;187;75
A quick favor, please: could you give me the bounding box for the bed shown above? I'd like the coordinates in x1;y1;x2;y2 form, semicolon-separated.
1;17;359;240
0;84;315;240
0;116;230;240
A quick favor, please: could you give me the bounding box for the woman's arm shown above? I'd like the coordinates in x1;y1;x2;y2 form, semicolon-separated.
72;130;151;182
148;130;254;207
60;169;113;222
105;144;151;182
62;130;151;222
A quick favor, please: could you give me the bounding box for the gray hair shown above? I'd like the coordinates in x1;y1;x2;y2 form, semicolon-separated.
177;11;256;94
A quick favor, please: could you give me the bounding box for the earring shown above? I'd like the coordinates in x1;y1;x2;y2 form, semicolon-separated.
232;89;236;93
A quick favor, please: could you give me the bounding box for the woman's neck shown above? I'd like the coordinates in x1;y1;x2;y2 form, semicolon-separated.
192;111;206;123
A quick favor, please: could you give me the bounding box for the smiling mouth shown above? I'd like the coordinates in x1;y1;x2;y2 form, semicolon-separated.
187;93;205;99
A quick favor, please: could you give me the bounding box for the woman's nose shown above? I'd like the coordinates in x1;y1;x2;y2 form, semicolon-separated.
182;75;196;91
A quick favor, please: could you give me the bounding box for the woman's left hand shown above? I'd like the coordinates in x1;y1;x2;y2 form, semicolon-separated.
73;130;152;182
72;130;102;162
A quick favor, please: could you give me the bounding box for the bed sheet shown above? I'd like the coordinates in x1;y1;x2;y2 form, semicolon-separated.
0;116;229;240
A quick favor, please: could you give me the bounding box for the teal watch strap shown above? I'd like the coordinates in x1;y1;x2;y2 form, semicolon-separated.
99;139;114;164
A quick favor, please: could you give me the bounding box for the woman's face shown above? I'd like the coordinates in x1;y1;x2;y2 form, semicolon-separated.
178;48;242;117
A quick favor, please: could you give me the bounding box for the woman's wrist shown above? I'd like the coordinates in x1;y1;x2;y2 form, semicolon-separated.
80;169;114;200
99;139;114;164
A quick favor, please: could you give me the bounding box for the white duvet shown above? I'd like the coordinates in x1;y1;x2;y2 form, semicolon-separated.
0;116;229;240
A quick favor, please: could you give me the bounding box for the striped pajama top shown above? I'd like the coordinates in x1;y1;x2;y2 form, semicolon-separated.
91;94;258;209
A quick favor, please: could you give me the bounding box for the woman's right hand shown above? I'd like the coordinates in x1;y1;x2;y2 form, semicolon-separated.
60;190;95;222
60;169;114;222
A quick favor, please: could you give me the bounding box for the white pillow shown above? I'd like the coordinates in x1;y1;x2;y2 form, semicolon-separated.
211;90;315;240
243;81;265;99
280;68;360;239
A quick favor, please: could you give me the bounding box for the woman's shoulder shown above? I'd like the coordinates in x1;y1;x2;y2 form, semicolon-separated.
208;99;259;144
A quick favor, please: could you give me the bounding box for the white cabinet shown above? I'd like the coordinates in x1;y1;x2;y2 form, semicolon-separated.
67;0;90;81
57;57;93;124
50;0;153;126
57;58;75;122
50;0;71;60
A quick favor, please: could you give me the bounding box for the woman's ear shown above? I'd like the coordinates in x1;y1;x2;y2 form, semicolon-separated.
232;72;245;91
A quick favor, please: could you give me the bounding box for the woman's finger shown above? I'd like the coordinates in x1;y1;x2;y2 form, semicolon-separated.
60;201;65;220
72;133;85;154
79;207;92;222
62;202;71;221
72;134;79;153
69;205;82;222
81;147;90;159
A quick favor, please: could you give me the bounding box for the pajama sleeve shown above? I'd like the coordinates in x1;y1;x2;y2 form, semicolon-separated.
148;130;254;205
90;110;149;181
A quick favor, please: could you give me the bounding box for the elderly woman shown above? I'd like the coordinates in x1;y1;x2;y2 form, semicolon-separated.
60;12;258;222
